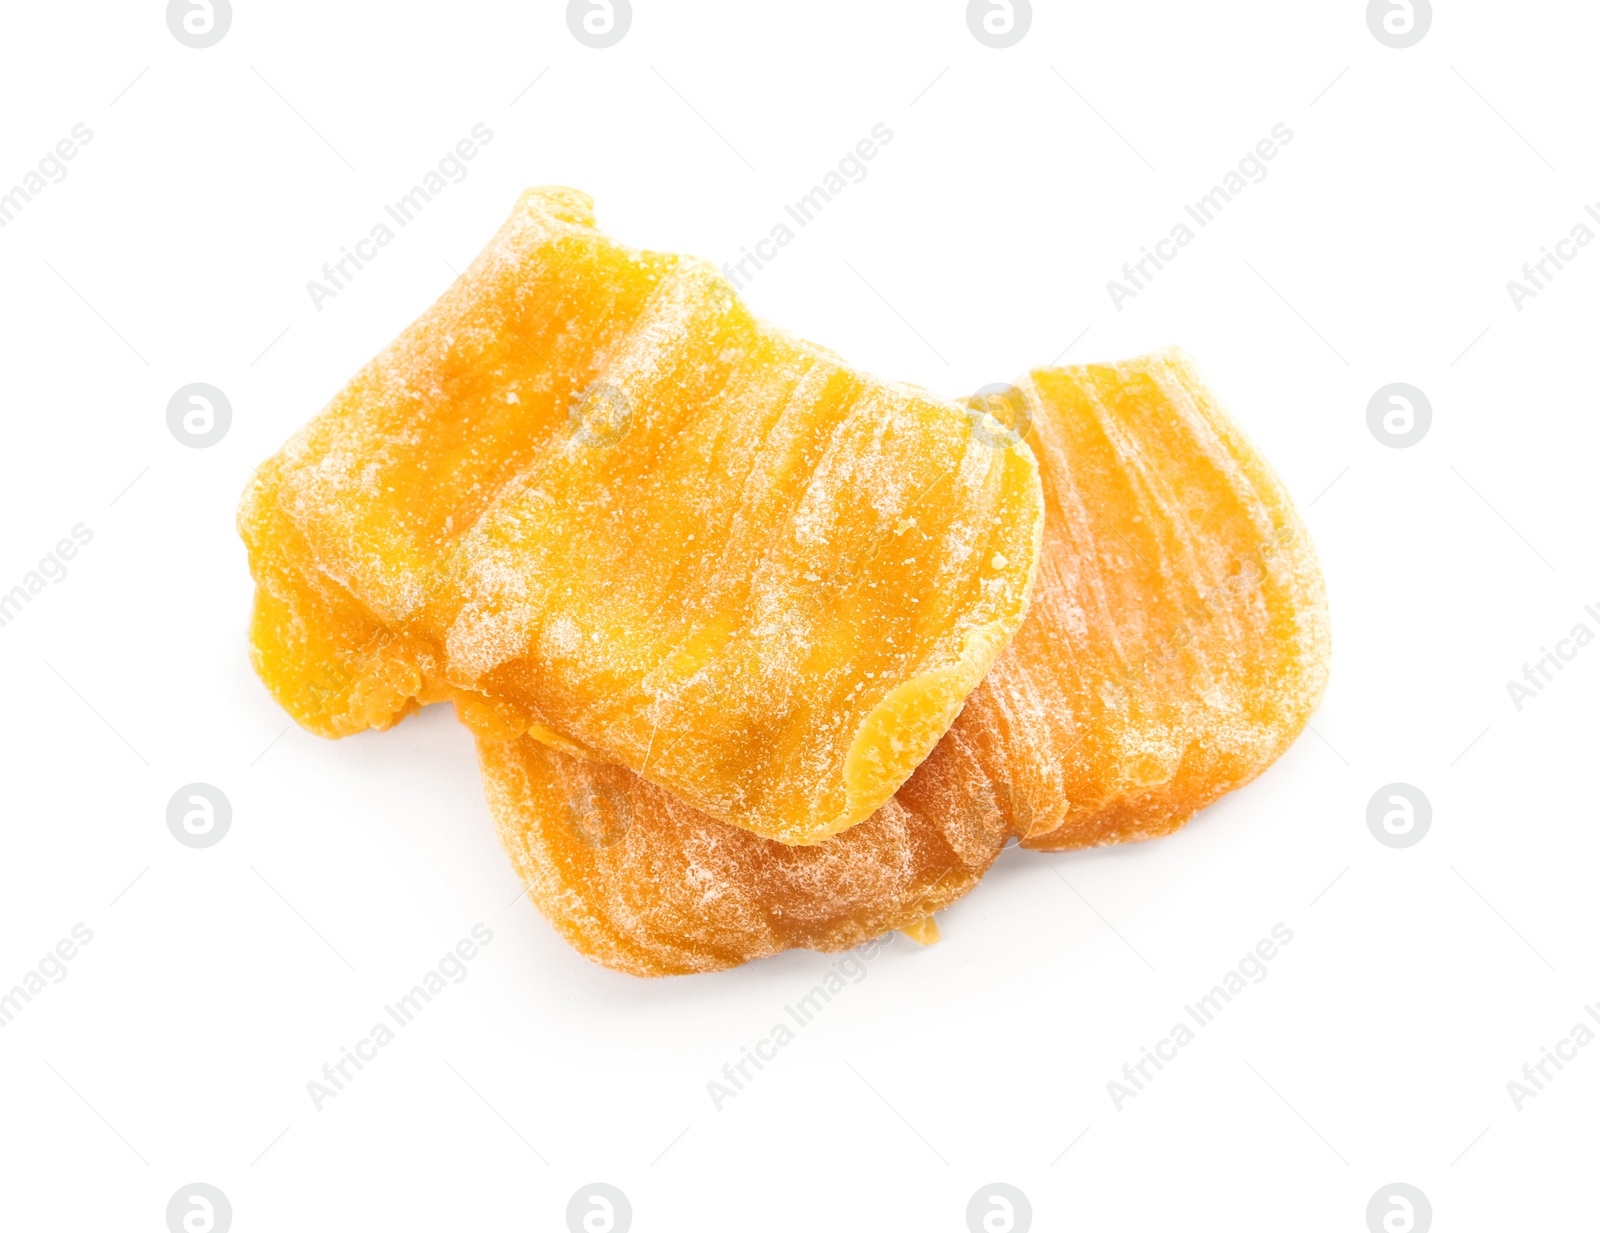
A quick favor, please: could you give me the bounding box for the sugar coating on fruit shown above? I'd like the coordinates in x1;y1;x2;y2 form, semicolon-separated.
238;186;1044;845
479;731;1003;977
480;349;1330;976
919;348;1331;850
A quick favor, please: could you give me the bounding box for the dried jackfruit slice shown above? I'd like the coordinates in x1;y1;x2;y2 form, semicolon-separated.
241;186;666;737
239;187;1044;846
480;732;1005;977
479;349;1329;975
925;347;1331;849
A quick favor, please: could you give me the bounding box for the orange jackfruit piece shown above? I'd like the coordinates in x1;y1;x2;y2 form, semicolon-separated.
939;348;1330;850
477;349;1330;975
239;187;1044;845
482;734;1005;977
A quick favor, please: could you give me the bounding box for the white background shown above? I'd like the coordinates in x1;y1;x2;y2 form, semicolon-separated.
1;1;1595;1230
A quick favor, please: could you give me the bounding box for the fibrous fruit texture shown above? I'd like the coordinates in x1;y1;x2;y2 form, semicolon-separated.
477;349;1330;975
481;734;1006;977
239;187;1044;845
938;349;1330;851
